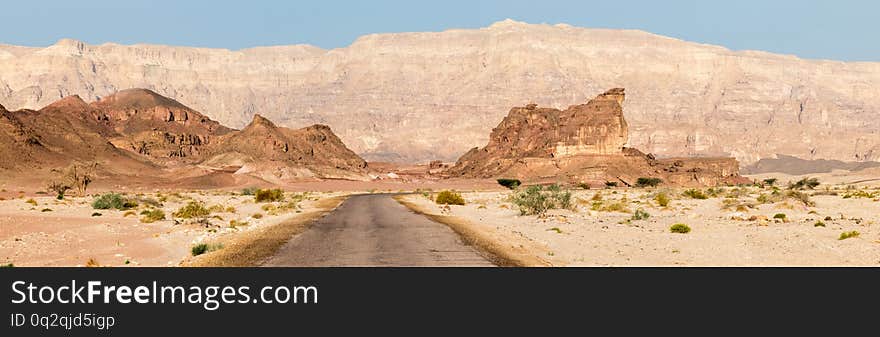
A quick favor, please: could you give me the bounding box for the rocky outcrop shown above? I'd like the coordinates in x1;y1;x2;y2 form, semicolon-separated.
2;20;880;165
449;89;746;187
0;90;368;181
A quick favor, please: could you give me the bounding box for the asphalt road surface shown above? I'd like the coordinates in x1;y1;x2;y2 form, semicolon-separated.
263;194;495;266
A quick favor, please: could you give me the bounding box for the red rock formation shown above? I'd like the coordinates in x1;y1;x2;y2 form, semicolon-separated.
449;88;746;187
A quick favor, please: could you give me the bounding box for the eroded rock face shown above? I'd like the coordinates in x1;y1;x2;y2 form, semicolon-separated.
449;88;746;187
0;91;368;181
2;21;880;165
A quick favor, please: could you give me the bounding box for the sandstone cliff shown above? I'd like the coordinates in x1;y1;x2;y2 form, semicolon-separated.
449;89;745;187
2;20;880;165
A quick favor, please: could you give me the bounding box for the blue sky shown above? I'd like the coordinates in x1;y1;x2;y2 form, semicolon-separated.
1;0;877;61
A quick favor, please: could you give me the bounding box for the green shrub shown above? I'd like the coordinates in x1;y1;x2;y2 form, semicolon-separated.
773;213;787;220
632;209;650;221
173;201;211;219
814;221;826;227
91;193;137;210
762;178;778;187
655;192;670;207
496;179;522;190
511;184;572;215
789;177;820;190
682;189;708;200
139;209;166;223
635;177;662;188
670;224;691;234
191;243;217;256
435;190;466;205
241;187;258;196
838;231;860;240
255;189;285;203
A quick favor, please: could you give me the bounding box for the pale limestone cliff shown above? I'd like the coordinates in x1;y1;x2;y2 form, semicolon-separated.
2;20;880;164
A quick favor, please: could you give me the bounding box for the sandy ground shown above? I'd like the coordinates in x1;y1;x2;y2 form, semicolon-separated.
400;184;880;266
0;190;345;267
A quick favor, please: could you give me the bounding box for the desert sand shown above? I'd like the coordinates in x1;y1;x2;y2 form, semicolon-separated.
399;179;880;266
0;189;346;267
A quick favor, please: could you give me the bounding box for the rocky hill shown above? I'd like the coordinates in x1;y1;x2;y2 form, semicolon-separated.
449;89;746;187
0;90;367;182
1;20;879;166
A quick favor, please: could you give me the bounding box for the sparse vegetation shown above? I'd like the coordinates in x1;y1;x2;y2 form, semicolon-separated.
631;209;650;221
91;193;137;210
682;189;708;200
786;190;815;207
251;213;264;219
838;231;860;240
496;179;521;190
773;213;787;220
604;181;618;188
670;224;691;234
40;208;52;212
255;188;285;203
85;258;100;267
435;190;466;205
635;177;662;188
191;243;223;256
25;198;37;206
511;184;572;216
577;182;591;190
139;209;166;223
241;187;258;196
229;220;249;228
91;212;102;217
789;177;820;190
762;178;778;187
173;201;211;219
814;221;826;227
654;192;670;207
45;164;95;199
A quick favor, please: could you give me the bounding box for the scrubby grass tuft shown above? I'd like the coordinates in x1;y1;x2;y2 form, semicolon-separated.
773;213;787;220
139;209;166;223
636;177;662;188
85;258;100;267
654;192;670;207
838;231;860;240
683;189;708;200
241;187;258;196
496;179;521;190
814;221;826;227
255;189;285;203
435;190;466;205
789;177;820;190
173;201;211;219
670;224;691;234
631;209;650;221
25;198;37;206
92;193;137;210
191;243;223;256
511;184;572;215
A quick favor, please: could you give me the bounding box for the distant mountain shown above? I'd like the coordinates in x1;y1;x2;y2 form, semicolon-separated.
2;20;880;164
742;154;880;175
0;90;366;182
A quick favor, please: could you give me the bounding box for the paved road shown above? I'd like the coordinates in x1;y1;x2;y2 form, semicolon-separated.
263;194;494;266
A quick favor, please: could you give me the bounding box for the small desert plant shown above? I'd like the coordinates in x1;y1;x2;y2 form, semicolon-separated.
251;213;264;219
41;208;52;212
91;212;102;217
25;198;37;206
670;224;691;234
435;190;466;205
838;231;860;240
241;187;258;196
814;221;826;227
255;188;285;203
497;179;521;190
1;263;13;268
631;209;650;221
46;181;71;200
655;192;670;207
604;181;618;188
511;184;572;215
789;177;820;190
577;182;591;190
683;189;708;200
173;201;211;219
773;213;787;220
786;190;815;207
591;192;603;201
92;193;137;210
762;178;778;187
229;220;249;228
85;258;100;267
139;209;166;223
191;243;223;256
635;177;662;188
